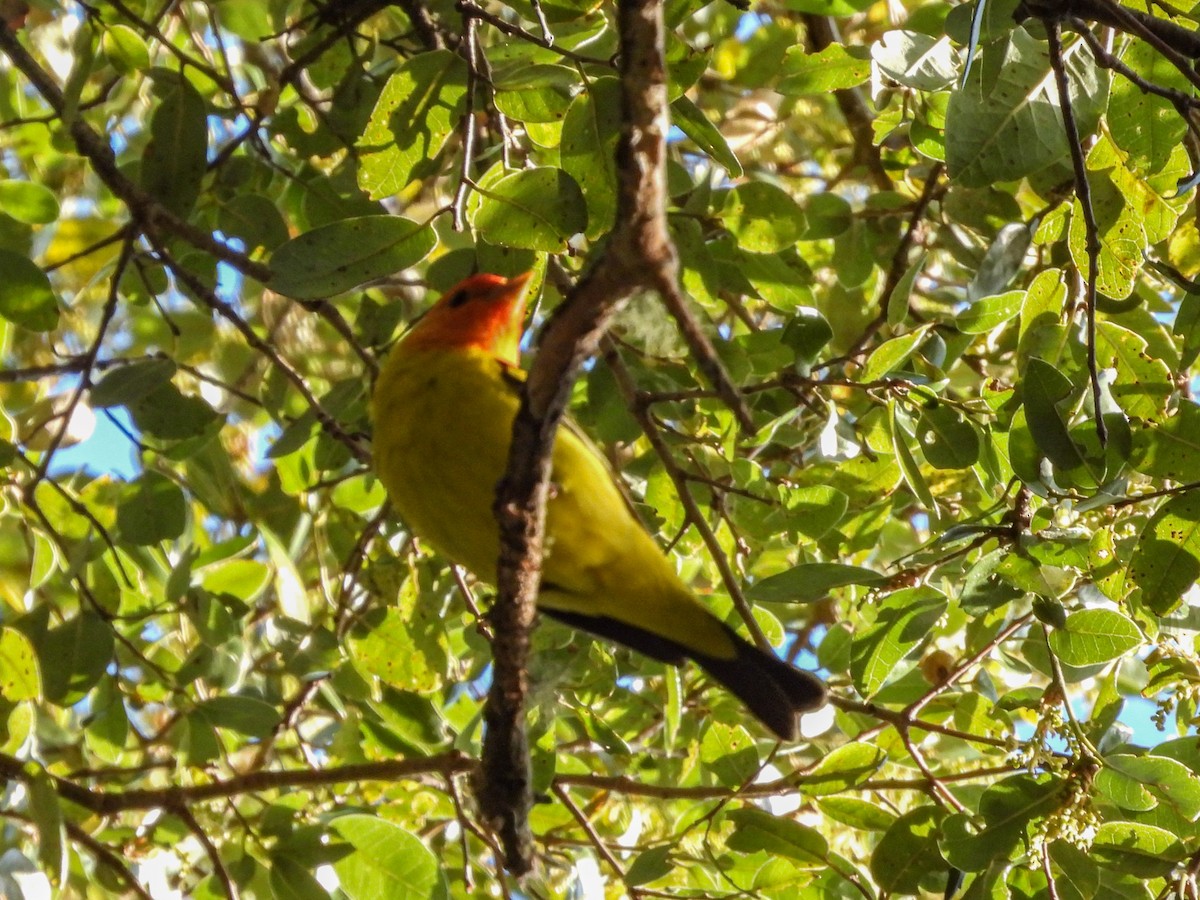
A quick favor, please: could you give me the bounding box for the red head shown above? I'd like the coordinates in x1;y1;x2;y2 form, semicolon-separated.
401;272;533;366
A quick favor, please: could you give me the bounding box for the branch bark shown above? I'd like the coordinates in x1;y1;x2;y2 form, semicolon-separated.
0;751;473;815
478;0;722;874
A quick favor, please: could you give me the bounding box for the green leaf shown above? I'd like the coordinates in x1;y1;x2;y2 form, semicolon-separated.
1048;609;1141;666
101;24;150;74
947;28;1108;187
357;50;470;199
699;720;760;784
802;192;852;239
217;194;290;254
332;814;449;900
1021;357;1086;471
0;627;40;701
469;166;586;251
917;405;980;469
140;75;207;217
782;0;874;15
40;612;114;704
779;308;832;365
851;587;946;696
200;558;271;600
891;403;937;513
734;246;814;308
86;674;130;763
860;328;927;382
1093;321;1172;423
778;44;871;94
941;775;1062;871
1132;400;1200;481
270;215;436;299
720;182;805;254
0;180;60;224
492;64;576;123
777;483;848;540
1108;40;1191;173
886;252;924;326
817;797;897;831
800;742;887;795
1098;754;1200;819
1048;842;1101;900
969;223;1032;301
869;806;944;893
269;856;329;900
1018;269;1067;363
193;695;281;738
129;382;221;440
348;607;443;692
626;847;673;887
726;808;828;867
90;358;177;408
560;77;621;239
0;250;59;331
872;31;958;91
1067;171;1144;302
28;765;66;887
671;94;742;175
748;563;884;604
1128;491;1200;615
957;289;1023;334
1091;821;1184;878
117;471;187;545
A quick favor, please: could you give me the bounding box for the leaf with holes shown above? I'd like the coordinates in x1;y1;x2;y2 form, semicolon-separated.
357;50;470;198
468;166;587;251
1128;491;1200;615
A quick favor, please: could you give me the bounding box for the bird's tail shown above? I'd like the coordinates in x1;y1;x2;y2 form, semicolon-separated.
688;625;827;741
542;609;826;741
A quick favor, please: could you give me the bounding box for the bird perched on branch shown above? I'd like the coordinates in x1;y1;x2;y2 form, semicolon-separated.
370;271;827;740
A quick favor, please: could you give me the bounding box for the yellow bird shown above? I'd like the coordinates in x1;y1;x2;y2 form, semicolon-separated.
371;271;826;739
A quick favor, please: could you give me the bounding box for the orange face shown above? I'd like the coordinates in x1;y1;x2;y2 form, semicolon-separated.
401;272;534;365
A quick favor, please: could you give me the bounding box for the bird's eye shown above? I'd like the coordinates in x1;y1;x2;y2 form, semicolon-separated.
447;289;470;308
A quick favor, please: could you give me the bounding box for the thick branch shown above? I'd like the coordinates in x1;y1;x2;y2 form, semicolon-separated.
479;0;681;874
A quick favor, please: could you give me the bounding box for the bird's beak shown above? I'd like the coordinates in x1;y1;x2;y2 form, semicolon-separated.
495;271;535;364
501;270;533;296
500;270;534;320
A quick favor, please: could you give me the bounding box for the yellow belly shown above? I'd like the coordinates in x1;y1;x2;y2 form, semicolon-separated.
370;345;734;659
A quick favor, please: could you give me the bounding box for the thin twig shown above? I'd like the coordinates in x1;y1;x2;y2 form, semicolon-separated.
33;240;132;485
64;820;155;900
173;802;240;900
1045;22;1106;444
552;783;635;893
0;750;474;815
455;0;609;65
656;276;755;433
452;13;480;231
606;348;771;650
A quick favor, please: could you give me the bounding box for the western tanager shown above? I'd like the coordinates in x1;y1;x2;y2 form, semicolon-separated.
371;271;826;739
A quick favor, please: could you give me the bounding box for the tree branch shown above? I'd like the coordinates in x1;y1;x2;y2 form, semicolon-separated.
479;0;685;874
0;751;472;816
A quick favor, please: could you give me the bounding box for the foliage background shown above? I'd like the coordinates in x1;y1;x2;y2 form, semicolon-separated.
1;0;1200;896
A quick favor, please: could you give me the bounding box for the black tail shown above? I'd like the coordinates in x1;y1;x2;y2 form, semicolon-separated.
542;609;826;741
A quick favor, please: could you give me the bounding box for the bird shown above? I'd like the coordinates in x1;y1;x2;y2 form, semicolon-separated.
370;271;827;740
